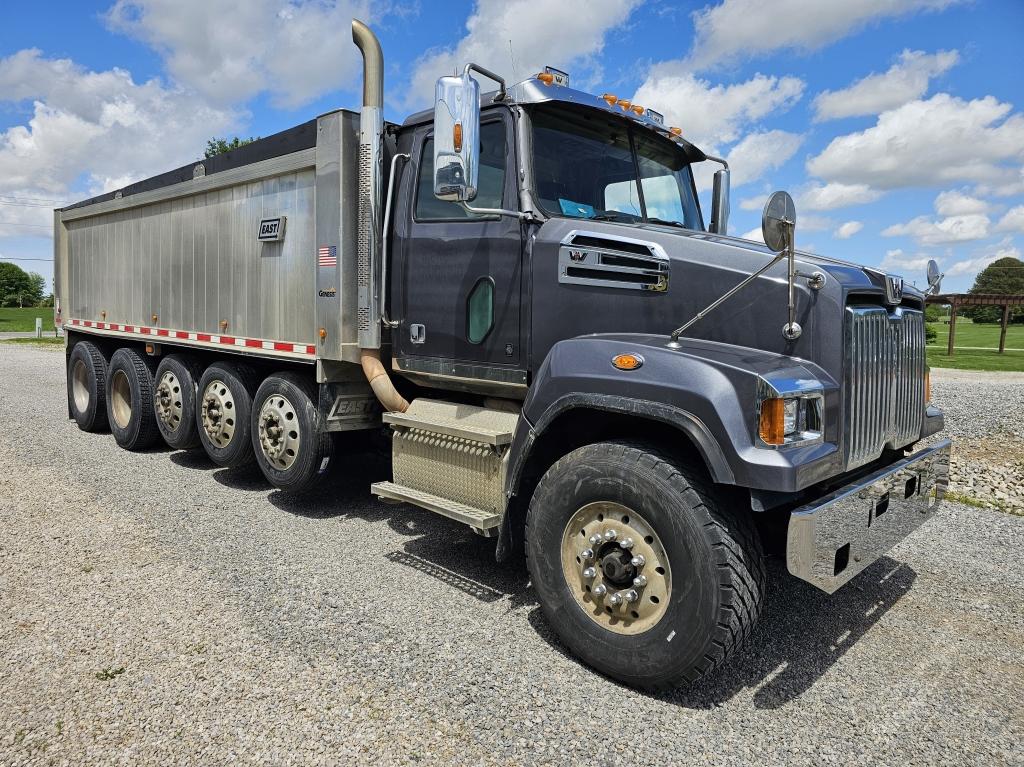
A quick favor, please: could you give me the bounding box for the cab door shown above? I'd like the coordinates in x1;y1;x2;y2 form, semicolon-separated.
391;110;525;388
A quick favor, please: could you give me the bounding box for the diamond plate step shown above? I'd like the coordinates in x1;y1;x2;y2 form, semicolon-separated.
371;481;502;533
382;398;518;447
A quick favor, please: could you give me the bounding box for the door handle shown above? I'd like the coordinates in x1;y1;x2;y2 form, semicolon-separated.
409;324;426;344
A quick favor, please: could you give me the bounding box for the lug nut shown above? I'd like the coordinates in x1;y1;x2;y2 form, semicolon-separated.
582;567;597;579
580;548;594;561
608;592;623;606
589;534;603;546
593;584;607;597
624;589;639;603
633;575;648;588
630;555;645;568
604;529;618;542
619;537;634;550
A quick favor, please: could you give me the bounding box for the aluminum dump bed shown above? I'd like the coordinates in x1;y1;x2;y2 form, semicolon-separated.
54;109;365;365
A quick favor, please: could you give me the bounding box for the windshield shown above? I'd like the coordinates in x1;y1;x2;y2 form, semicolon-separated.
530;105;703;230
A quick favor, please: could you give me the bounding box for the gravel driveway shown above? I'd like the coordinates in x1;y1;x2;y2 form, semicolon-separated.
1;346;1021;766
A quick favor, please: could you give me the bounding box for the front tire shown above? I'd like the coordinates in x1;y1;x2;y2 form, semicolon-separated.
68;341;108;432
196;362;259;467
251;373;333;492
105;347;160;450
526;441;765;691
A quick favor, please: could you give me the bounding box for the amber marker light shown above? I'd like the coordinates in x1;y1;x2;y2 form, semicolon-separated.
631;104;644;116
669;126;683;137
758;398;786;446
453;122;463;152
616;98;632;111
537;72;554;85
924;369;931;404
601;93;618;106
611;353;644;371
319;327;327;341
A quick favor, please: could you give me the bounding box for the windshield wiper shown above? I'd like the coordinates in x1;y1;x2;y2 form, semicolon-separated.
646;217;686;228
590;212;638;222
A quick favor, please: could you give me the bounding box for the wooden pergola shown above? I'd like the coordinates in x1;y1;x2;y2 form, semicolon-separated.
926;293;1024;355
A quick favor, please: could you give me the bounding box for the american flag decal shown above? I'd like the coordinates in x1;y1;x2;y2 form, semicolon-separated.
317;245;337;267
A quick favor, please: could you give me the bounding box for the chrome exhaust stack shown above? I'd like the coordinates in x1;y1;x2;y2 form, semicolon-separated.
353;19;409;412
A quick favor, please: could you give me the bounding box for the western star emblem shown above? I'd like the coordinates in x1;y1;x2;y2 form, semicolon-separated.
569;249;587;262
884;274;903;305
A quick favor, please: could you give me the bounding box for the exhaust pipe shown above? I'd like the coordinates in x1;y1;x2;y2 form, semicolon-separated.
353;19;409;413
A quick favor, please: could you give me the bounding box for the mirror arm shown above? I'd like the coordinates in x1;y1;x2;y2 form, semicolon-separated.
459;201;535;221
704;154;729;170
463;63;507;101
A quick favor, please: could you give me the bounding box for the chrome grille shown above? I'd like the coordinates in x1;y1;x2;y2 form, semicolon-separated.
845;306;926;469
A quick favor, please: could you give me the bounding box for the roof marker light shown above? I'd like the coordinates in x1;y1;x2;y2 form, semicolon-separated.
616;98;632;111
631;104;644;116
669;126;683;137
537;72;554;85
602;93;618;106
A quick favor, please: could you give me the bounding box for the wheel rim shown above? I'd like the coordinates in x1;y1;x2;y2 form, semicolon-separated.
110;369;132;429
257;393;300;471
560;501;672;635
155;370;183;432
71;359;90;413
201;379;236;448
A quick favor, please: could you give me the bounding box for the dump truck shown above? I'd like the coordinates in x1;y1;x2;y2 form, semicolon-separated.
54;20;951;690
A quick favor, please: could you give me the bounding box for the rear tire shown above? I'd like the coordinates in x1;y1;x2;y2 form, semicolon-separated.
105;348;161;450
196;362;259;468
153;354;203;450
526;440;765;691
68;341;108;432
251;373;333;491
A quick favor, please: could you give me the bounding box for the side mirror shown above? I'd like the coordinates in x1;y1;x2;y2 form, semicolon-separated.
433;70;480;202
710;168;730;235
926;258;944;295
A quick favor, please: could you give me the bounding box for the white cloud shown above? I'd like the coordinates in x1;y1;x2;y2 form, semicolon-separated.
807;94;1024;190
946;238;1021;276
633;71;804;148
813;49;958;121
934;189;989;216
740;226;765;243
995;205;1024;233
685;0;962;70
739;194;767;211
834;221;864;239
797;182;882;211
882;213;991;245
724;130;803;188
881;248;934;272
407;0;639;110
106;0;370;109
0;49;238;228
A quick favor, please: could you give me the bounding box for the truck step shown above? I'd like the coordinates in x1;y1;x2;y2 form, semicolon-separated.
371;481;501;535
382;398;517;446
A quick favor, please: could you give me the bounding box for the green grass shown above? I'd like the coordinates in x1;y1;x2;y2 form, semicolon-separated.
927;320;1024;372
0;336;64;346
0;306;54;332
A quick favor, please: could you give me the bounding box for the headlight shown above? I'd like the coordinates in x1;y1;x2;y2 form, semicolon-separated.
757;390;824;448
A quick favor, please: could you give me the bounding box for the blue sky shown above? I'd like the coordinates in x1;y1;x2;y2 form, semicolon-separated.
1;0;1022;294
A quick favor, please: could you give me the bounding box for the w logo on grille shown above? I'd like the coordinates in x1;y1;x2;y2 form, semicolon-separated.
884;275;903;305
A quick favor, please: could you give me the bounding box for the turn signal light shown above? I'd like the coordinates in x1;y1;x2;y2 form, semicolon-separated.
453;122;463;152
537;72;554;85
611;353;644;371
924;369;931;404
759;398;786;446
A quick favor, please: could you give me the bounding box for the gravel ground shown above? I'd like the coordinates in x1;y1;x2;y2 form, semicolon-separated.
1;346;1022;767
929;368;1024;514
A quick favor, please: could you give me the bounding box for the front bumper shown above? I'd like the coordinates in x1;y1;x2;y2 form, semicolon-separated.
786;439;951;594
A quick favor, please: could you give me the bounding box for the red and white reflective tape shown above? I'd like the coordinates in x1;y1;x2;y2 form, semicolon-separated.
66;318;316;357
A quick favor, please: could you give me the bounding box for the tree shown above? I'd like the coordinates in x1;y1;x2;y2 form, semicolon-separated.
204;136;259;158
963;256;1024;324
0;261;31;307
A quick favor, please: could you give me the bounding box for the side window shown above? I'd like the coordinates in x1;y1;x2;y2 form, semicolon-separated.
415;121;507;221
466;277;494;343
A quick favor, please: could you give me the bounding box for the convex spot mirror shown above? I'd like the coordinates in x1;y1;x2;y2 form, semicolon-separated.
762;191;796;253
926;258;943;294
433;71;480;202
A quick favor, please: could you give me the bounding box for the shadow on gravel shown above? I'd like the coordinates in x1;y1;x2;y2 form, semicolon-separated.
168;448;215;470
524;555;916;710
